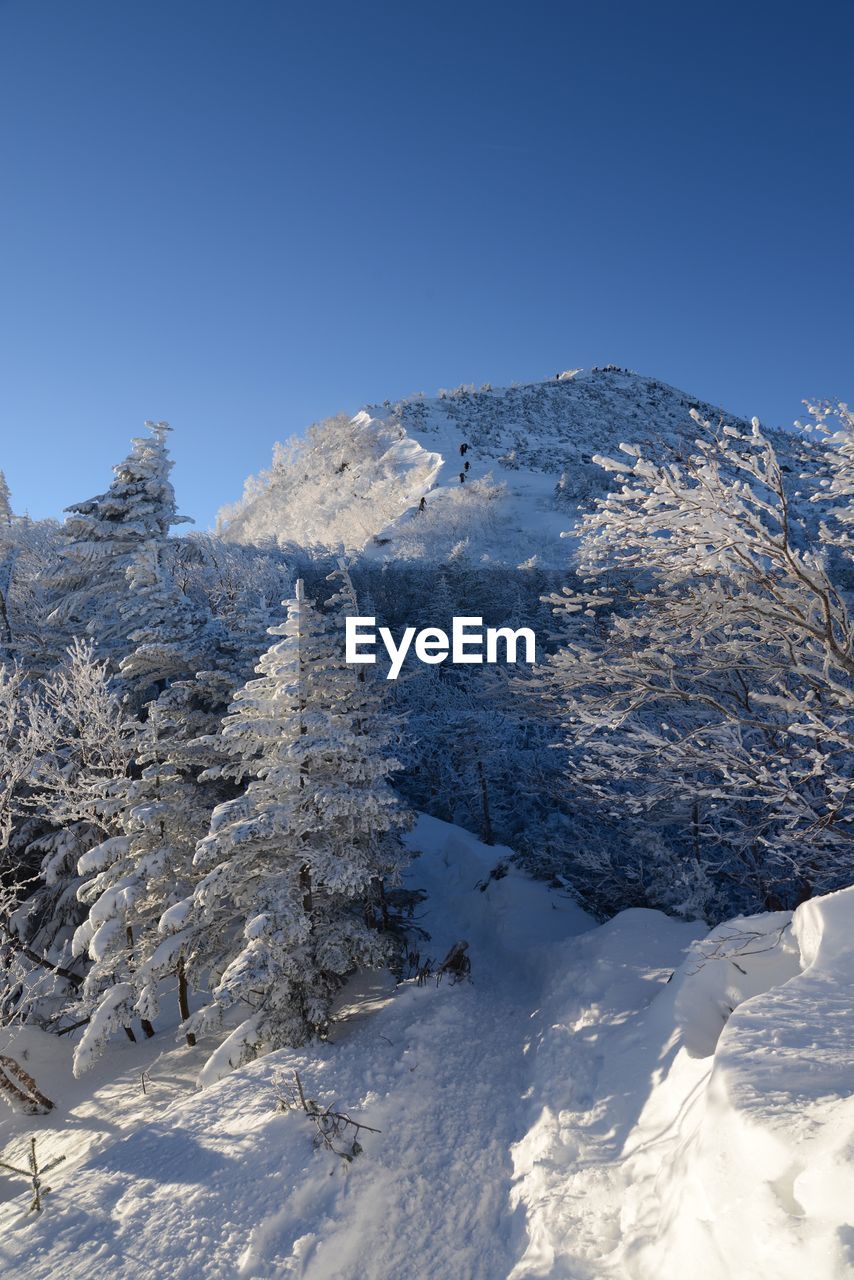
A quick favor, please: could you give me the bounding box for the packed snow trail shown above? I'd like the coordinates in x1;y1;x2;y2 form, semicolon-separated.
506;910;707;1277
241;817;591;1280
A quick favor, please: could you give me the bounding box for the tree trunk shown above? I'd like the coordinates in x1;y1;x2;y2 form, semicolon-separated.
300;865;313;915
0;1056;54;1114
691;798;701;865
477;759;494;846
0;587;12;654
176;959;195;1047
125;925;155;1039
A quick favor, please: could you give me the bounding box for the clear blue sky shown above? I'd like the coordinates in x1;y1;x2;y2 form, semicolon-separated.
1;0;851;528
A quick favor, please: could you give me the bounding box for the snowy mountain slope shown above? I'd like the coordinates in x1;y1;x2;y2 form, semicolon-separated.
218;370;813;568
2;820;852;1279
216;413;446;553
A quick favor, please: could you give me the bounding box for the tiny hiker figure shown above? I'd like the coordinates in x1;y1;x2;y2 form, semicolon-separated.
464;460;470;472
459;442;469;456
418;495;426;512
459;471;465;483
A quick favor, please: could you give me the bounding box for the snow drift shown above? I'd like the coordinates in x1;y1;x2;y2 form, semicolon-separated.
510;890;854;1279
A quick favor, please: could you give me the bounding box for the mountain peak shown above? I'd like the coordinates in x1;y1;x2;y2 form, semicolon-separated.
218;370;797;567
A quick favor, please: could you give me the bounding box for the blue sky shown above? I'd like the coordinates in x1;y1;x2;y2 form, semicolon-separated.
1;0;851;528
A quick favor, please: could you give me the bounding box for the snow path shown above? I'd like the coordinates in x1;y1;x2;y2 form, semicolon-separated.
0;817;703;1279
507;911;706;1278
251;973;533;1277
240;817;593;1279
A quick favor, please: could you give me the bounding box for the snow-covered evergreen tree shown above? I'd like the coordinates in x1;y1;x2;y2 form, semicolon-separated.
117;537;217;710
0;471;12;526
0;513;65;672
0;474;17;658
70;697;217;1073
161;578;412;1083
49;421;191;655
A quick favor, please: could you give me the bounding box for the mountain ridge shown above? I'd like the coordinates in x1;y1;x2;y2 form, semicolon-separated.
218;369;813;568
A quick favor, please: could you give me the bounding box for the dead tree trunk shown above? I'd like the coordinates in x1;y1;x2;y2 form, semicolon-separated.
0;1056;54;1114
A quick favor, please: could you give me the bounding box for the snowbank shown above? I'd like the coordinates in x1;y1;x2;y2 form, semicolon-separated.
509;888;854;1279
614;889;854;1279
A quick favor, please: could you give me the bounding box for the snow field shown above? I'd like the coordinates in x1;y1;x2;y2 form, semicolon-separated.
2;819;853;1278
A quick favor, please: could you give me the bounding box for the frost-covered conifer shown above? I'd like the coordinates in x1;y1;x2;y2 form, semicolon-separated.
67;648;242;1073
0;514;65;672
49;421;191;654
162;578;412;1083
70;700;214;1073
118;538;217;709
0;472;12;526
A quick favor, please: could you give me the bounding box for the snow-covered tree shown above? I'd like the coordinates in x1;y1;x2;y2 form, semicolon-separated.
66;614;247;1072
70;697;218;1073
117;537;217;710
0;665;38;865
66;529;261;1064
0;642;131;1024
20;641;131;964
0;513;65;672
0;471;12;526
162;578;412;1083
49;421;191;655
804;399;854;554
170;534;291;676
544;410;854;918
28;639;131;840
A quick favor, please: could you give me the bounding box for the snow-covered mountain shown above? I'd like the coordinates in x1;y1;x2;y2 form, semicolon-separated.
217;369;812;568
